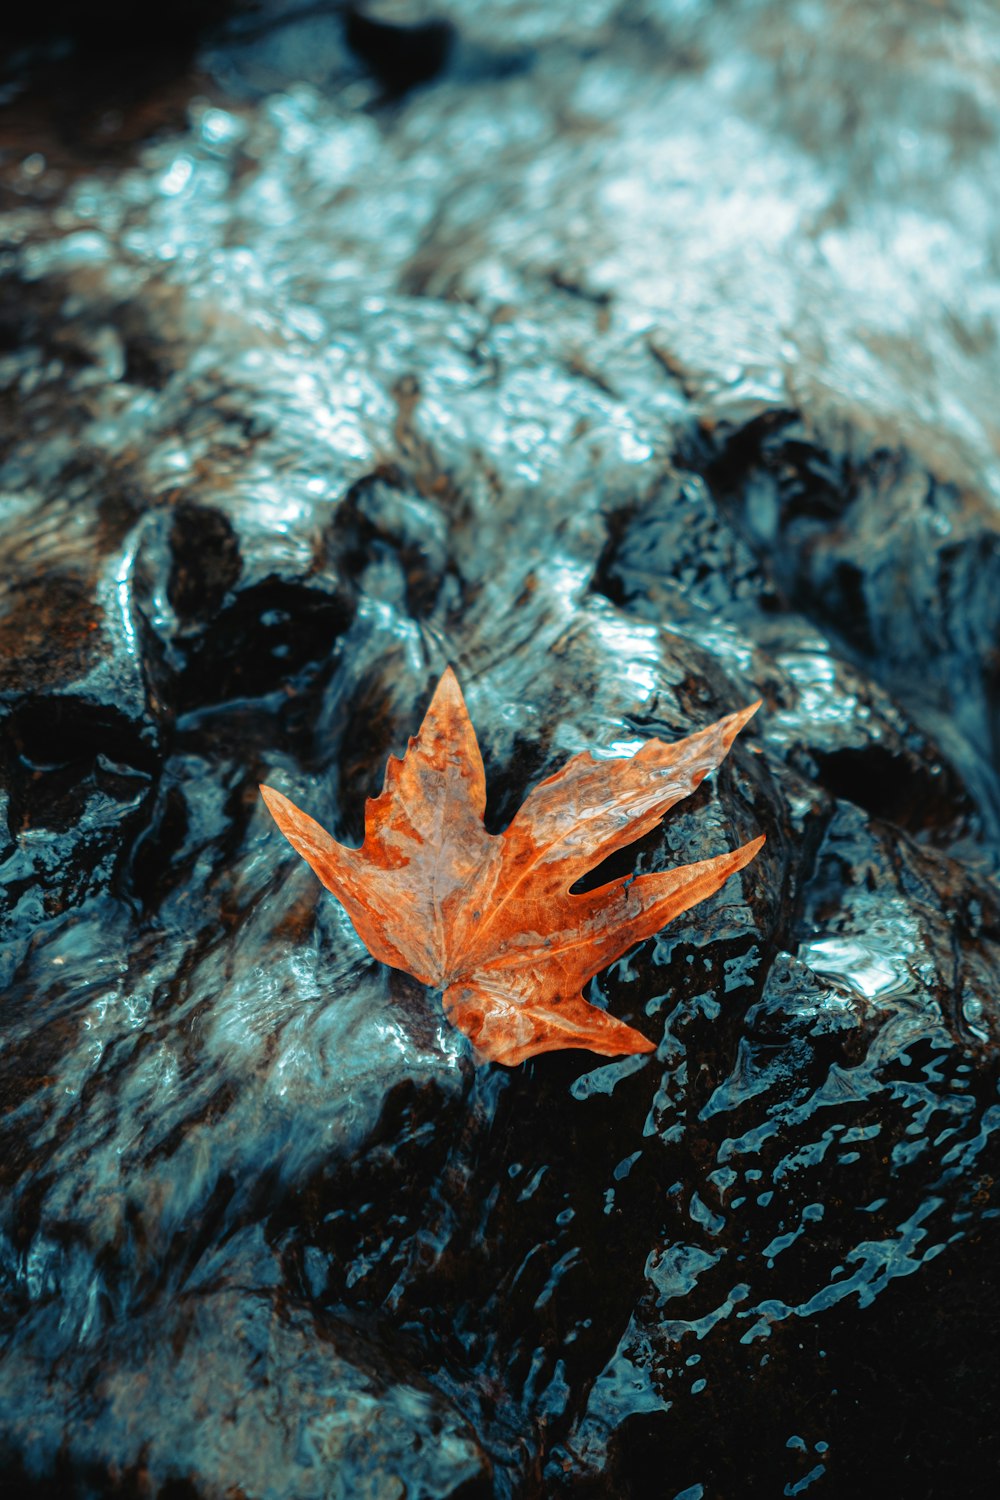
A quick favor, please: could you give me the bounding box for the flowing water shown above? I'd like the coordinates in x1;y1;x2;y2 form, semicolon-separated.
1;3;999;1496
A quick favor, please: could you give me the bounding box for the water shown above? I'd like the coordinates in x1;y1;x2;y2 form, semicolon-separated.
1;2;999;1495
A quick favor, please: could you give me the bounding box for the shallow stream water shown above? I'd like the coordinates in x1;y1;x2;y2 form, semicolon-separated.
1;3;999;1496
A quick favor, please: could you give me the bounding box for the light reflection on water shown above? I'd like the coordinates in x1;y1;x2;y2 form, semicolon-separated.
1;1;1000;1495
799;934;914;1001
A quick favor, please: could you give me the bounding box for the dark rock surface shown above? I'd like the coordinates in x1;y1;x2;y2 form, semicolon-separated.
1;3;999;1497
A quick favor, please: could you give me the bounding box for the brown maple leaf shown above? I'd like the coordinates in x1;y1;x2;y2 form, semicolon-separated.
260;669;764;1066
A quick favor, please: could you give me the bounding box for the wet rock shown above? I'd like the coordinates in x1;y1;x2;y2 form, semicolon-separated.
699;409;1000;842
345;6;455;96
132;497;356;712
593;464;986;853
2;2;1000;1498
0;1277;492;1499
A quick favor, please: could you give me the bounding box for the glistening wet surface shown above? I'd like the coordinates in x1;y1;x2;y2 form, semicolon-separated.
1;2;999;1496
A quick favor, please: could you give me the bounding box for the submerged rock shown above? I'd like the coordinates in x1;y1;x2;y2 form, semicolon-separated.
1;2;999;1497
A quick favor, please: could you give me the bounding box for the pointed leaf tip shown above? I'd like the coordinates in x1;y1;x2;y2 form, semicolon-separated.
259;783;287;818
432;663;463;703
725;699;762;736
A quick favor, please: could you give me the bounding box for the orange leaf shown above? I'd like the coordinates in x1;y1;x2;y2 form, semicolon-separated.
261;668;764;1066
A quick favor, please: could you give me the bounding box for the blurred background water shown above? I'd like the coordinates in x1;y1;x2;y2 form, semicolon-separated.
1;4;999;1497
